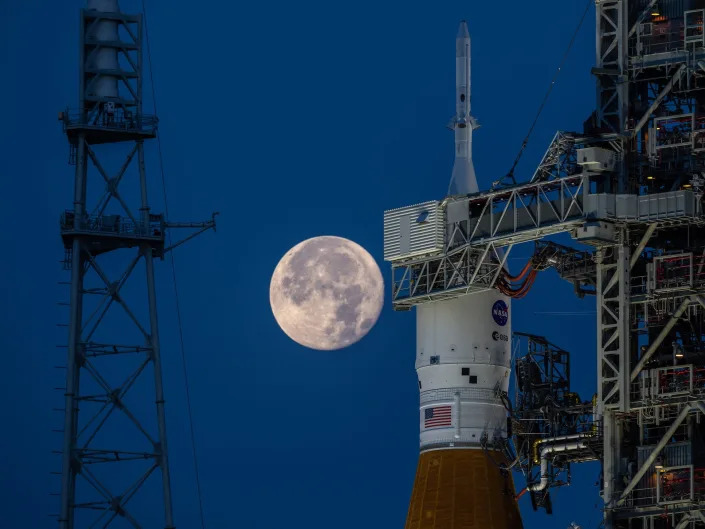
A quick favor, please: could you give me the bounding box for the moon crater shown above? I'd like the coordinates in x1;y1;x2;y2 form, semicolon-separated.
270;236;384;350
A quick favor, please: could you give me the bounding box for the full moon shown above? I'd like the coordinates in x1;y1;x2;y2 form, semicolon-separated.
269;236;384;350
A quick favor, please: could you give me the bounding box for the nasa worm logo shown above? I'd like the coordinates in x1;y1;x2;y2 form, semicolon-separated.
492;300;509;326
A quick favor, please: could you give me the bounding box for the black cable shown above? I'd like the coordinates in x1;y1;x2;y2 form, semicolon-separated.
141;2;207;528
502;0;592;186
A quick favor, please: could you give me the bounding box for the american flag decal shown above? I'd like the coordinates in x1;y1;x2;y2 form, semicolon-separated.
424;405;452;429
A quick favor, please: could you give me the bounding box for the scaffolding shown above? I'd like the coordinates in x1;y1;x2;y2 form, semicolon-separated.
512;333;598;514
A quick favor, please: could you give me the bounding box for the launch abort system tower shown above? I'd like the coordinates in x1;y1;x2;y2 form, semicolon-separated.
385;3;705;529
55;1;214;527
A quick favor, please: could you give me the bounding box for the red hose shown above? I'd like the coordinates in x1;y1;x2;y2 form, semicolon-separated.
504;259;533;282
497;269;538;299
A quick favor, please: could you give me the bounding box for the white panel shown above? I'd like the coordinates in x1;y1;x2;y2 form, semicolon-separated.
383;201;444;261
446;197;469;224
417;364;509;392
576;147;616;172
416;291;511;371
584;191;695;221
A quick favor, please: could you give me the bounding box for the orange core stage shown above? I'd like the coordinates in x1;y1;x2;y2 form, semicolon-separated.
405;449;523;529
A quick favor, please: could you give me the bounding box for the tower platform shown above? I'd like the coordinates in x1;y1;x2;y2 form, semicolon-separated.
59;210;165;257
60;109;157;145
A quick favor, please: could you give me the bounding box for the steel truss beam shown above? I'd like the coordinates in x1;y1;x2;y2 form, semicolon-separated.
597;243;631;413
603;223;656;295
630;296;703;381
616;402;705;506
463;174;586;246
530;131;579;183
391;242;512;309
596;0;629;136
631;65;687;138
389;181;700;308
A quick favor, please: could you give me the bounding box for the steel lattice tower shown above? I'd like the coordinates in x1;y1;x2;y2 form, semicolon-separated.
591;2;705;528
55;1;214;527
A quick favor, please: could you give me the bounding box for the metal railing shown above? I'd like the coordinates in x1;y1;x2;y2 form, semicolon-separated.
59;107;158;135
60;211;164;239
633;24;686;57
620;485;658;509
621;466;705;507
631;11;705;66
632;366;705;404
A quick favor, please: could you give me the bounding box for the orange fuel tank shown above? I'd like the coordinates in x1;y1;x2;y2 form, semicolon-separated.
405;449;523;529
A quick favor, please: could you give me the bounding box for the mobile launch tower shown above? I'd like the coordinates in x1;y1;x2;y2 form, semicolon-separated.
54;1;214;527
384;2;705;529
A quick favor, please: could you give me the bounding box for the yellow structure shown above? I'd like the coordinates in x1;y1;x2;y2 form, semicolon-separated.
405;449;523;529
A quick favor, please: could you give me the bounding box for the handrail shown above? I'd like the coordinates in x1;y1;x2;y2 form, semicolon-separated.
59;107;158;133
60;211;164;238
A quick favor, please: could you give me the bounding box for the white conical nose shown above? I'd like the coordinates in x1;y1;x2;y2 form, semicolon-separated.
457;20;469;39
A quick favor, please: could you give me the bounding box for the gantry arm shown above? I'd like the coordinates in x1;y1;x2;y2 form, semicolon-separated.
163;211;219;254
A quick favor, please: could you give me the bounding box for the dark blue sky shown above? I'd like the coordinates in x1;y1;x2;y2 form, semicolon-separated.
1;1;602;527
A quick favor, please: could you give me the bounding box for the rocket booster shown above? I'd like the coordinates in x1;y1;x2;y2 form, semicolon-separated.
404;21;522;529
420;20;513;455
448;21;479;196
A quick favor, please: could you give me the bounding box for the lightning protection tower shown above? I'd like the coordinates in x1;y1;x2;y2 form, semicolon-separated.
54;1;215;527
